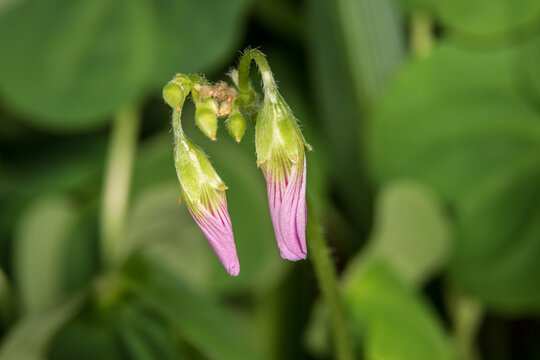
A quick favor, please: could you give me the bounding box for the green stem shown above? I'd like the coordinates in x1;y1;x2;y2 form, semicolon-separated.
410;10;433;58
307;203;355;360
100;106;141;267
237;49;278;98
449;293;483;360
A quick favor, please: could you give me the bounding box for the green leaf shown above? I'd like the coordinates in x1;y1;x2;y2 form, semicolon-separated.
367;42;540;312
520;31;540;102
0;293;85;360
344;260;453;360
14;196;80;313
116;303;189;360
0;0;250;130
125;181;213;287
122;254;265;360
0;267;11;325
364;181;452;287
400;0;540;38
48;306;124;360
307;0;404;223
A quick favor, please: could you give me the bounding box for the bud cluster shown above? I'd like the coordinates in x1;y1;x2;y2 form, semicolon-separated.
163;49;311;275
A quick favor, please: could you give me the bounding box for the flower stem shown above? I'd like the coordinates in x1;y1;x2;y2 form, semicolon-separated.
237;49;277;98
306;203;355;360
410;10;433;58
100;106;140;267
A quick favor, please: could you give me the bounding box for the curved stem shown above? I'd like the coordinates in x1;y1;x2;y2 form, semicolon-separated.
307;202;355;360
237;49;278;98
100;106;141;267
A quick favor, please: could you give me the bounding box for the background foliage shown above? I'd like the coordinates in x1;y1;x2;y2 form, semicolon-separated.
1;0;540;359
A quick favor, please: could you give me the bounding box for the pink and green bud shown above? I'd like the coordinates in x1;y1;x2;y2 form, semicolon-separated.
255;92;310;261
173;133;240;275
164;75;239;276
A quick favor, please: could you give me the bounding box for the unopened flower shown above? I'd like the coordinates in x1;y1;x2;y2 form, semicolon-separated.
165;74;239;276
174;134;240;275
255;92;310;261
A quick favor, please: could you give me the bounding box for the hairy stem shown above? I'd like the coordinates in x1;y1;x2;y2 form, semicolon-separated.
237;49;278;98
307;203;355;360
100;106;140;267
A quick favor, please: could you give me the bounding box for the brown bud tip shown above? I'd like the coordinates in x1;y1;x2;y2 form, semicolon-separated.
218;184;228;190
178;195;182;203
210;135;217;141
235;136;241;143
227;96;233;103
176;107;181;113
290;155;298;162
175;73;181;76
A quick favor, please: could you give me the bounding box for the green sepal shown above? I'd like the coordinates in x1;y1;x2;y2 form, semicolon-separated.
174;135;227;206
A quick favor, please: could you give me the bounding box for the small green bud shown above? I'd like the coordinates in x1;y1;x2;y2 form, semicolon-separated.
163;82;185;109
195;98;219;140
227;110;246;142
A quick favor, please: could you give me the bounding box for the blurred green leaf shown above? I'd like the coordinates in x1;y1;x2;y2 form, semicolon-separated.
332;0;405;103
0;267;10;325
123;254;265;360
0;293;84;360
308;0;404;225
367;42;540;312
0;0;250;129
14;195;80;313
400;0;540;38
48;306;124;360
116;303;187;360
520;30;540;102
125;181;213;287
364;181;452;287
344;260;453;360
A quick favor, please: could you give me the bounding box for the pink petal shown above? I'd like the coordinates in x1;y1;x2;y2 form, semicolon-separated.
190;195;240;276
265;159;307;261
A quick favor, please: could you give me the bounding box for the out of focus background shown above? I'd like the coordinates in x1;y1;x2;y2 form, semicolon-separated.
1;0;540;359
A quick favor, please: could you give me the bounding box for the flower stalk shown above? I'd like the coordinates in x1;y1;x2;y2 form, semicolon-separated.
100;106;140;267
306;203;355;360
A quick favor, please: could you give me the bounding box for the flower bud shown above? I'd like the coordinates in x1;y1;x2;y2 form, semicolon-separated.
195;98;219;140
255;93;310;261
174;133;240;276
162;82;185;109
227;109;246;142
